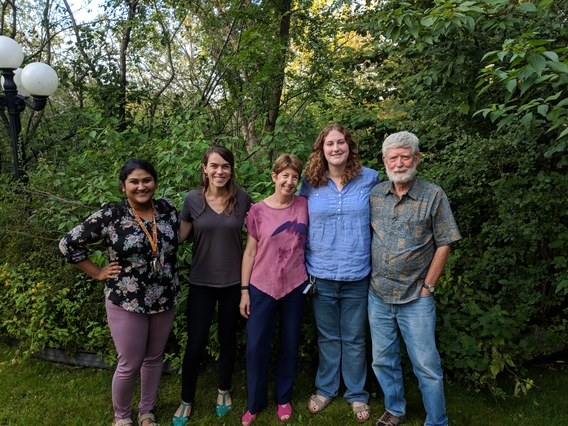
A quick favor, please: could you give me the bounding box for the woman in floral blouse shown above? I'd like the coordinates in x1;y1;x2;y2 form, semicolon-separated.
59;159;180;426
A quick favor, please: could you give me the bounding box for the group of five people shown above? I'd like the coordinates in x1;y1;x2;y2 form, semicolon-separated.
59;125;460;426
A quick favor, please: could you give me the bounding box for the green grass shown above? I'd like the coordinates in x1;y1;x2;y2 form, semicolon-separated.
1;342;567;425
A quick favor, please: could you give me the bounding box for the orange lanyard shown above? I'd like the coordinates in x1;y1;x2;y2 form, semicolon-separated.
129;201;161;274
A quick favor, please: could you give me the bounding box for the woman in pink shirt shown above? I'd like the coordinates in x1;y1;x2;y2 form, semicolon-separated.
239;154;309;425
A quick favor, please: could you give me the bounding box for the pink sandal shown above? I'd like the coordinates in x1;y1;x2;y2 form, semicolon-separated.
277;403;292;422
241;410;257;426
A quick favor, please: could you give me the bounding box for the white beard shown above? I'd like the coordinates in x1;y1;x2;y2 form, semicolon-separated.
386;165;417;184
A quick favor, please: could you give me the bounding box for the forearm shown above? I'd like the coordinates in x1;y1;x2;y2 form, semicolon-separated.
424;245;451;286
74;259;122;281
74;259;103;280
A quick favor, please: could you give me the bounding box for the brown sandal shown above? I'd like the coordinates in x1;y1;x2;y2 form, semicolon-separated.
308;394;331;413
138;413;159;426
352;403;371;423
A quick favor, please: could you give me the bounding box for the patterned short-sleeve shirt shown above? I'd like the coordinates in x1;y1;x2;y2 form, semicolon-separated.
370;178;461;303
59;198;180;314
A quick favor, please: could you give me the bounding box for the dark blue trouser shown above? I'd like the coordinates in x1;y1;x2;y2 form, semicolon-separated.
245;283;307;414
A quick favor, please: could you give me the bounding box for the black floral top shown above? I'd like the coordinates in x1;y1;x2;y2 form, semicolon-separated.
59;198;180;314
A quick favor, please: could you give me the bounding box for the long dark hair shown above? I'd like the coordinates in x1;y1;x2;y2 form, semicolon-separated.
199;146;239;216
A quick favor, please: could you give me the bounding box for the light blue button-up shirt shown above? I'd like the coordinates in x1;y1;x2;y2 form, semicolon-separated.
299;167;379;281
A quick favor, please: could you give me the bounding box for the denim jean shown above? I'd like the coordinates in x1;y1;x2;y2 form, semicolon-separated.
311;276;369;403
368;291;448;426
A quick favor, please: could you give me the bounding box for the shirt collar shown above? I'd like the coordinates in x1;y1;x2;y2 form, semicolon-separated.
384;177;419;200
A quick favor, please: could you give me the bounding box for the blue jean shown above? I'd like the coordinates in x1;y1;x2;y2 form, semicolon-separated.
368;291;448;426
311;276;369;403
245;283;307;414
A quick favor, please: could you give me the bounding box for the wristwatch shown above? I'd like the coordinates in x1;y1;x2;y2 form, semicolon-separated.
422;283;435;294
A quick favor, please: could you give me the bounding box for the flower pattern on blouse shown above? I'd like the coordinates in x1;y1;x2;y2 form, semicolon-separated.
59;198;180;314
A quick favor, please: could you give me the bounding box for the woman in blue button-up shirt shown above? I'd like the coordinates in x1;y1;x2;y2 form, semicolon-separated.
299;124;379;423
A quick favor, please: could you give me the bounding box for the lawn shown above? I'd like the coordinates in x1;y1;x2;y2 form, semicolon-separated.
1;342;566;425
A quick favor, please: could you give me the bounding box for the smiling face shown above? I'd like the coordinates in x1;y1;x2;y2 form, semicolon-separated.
383;147;420;184
203;152;232;189
121;168;156;209
272;166;301;200
323;129;349;169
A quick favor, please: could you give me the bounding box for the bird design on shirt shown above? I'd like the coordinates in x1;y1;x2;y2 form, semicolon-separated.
271;220;307;237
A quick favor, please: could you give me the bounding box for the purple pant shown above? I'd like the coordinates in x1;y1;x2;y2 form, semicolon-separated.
106;299;175;420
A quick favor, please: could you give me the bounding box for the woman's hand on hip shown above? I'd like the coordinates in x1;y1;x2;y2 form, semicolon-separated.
96;261;122;281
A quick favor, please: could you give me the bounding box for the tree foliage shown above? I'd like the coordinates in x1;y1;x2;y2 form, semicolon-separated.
1;0;567;395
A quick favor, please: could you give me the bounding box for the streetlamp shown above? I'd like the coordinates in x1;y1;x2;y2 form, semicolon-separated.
0;36;59;181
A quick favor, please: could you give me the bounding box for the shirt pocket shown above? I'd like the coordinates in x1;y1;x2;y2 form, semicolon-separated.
406;219;432;247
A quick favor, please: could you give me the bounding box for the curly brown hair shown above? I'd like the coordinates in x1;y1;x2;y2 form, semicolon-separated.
304;124;363;188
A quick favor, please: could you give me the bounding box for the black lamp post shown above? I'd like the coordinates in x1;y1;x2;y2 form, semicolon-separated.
0;36;59;181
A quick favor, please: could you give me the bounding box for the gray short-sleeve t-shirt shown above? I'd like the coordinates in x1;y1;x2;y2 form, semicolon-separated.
181;188;253;288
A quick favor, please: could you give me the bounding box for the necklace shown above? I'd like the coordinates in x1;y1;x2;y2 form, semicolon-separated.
129;201;161;274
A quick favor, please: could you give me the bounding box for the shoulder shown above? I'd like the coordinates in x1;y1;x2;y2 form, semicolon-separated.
371;180;386;193
295;195;308;207
299;176;314;192
416;178;445;195
154;197;178;212
249;200;262;213
360;167;379;182
104;200;128;217
238;188;254;208
237;187;252;199
184;188;202;200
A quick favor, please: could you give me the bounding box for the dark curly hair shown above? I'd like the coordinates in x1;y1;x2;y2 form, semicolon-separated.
304;124;362;188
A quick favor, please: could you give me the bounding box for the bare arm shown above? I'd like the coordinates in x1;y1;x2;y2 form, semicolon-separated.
420;245;451;296
179;219;193;244
239;233;258;319
74;259;121;281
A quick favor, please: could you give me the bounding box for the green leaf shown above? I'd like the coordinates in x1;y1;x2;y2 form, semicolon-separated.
543;51;559;62
505;79;517;93
548;61;568;73
528;54;546;76
520;112;533;127
537;104;549;117
518;2;537;12
420;16;436;27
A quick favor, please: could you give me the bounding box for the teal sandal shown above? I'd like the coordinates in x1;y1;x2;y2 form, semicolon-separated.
172;401;192;426
216;388;233;417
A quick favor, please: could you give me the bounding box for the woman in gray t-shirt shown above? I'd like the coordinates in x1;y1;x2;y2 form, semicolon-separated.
172;146;253;426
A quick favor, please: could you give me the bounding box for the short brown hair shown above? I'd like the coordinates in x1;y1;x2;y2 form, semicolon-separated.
273;153;303;176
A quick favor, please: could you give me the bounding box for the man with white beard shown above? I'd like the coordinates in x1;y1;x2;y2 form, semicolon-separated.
368;131;461;426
